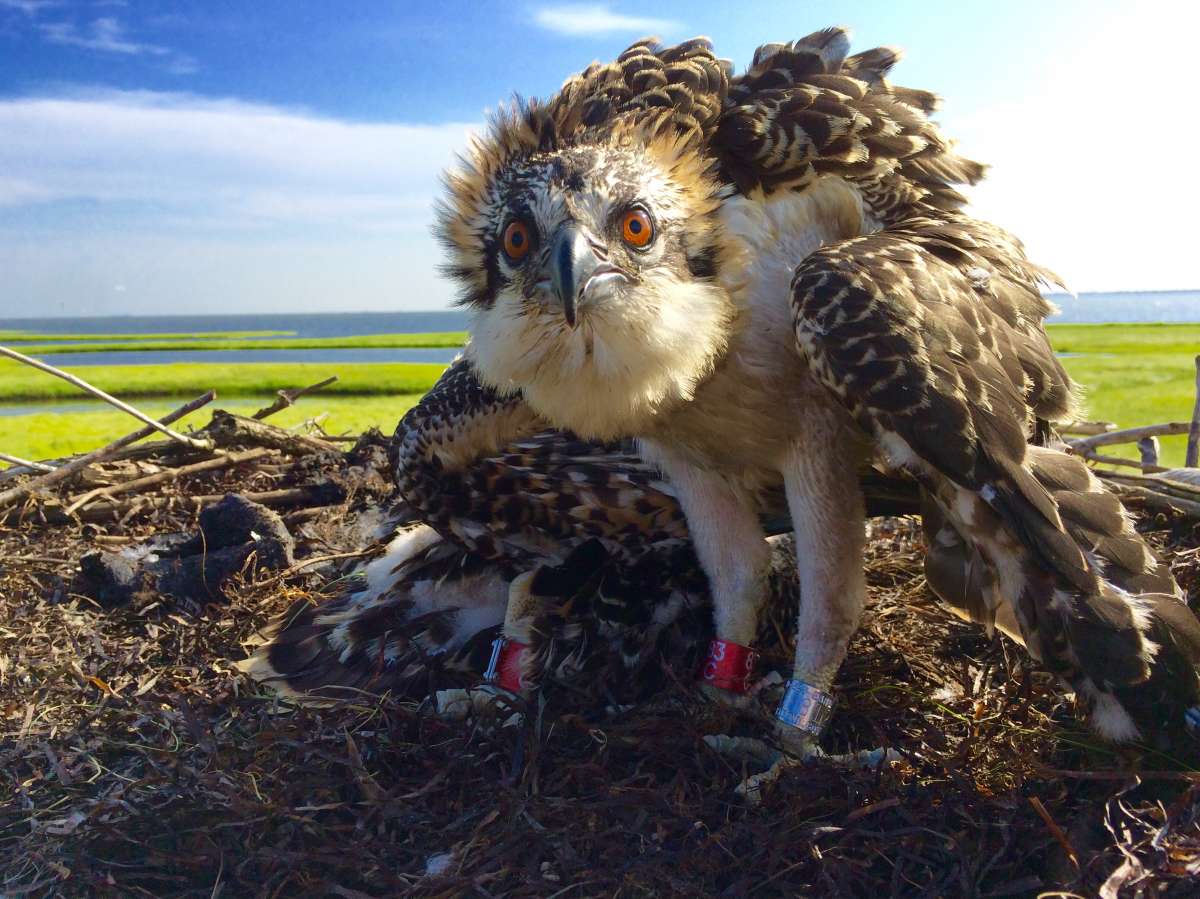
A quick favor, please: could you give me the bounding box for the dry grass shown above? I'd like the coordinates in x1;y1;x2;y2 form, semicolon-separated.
2;449;1200;897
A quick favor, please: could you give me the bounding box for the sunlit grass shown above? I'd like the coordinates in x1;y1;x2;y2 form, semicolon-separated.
1;395;424;462
0;323;1195;467
0;359;447;402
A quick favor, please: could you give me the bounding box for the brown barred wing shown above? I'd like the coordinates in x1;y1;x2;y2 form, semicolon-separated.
717;28;984;215
393;357;691;566
790;225;1200;744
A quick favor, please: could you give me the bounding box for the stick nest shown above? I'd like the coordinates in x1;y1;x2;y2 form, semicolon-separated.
2;416;1199;897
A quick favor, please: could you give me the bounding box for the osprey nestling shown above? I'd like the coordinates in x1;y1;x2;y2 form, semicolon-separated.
427;29;1200;746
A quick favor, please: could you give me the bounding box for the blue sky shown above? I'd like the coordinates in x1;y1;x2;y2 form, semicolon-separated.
1;0;1196;317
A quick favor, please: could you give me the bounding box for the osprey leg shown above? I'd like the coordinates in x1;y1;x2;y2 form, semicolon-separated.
777;430;868;740
640;439;772;700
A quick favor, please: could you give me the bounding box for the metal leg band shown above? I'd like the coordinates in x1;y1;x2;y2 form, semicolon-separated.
483;637;528;693
775;680;836;738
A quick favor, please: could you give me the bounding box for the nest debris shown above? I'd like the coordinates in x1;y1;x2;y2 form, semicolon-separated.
1;404;1199;896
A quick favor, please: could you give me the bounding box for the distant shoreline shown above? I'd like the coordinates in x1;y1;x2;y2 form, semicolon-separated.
2;288;1199;326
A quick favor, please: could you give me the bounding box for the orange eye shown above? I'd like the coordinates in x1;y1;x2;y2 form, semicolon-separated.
502;220;532;261
621;208;654;249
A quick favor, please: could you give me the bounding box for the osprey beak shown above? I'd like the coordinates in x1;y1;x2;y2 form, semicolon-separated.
550;225;597;330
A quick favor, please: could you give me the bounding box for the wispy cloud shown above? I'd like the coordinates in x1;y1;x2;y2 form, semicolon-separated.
0;0;59;15
12;11;200;74
533;3;681;37
40;16;161;54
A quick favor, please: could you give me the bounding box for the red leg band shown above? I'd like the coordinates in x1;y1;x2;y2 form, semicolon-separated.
484;637;529;693
698;639;759;694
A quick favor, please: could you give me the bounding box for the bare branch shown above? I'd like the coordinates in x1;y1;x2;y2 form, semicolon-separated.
1069;422;1195;452
64;447;273;516
1077;450;1167;474
1186;355;1200;468
0;391;216;511
1057;420;1116;436
0;344;214;450
0;452;56;474
252;376;338;420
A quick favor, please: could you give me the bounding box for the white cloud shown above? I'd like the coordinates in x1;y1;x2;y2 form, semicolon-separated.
26;13;197;74
533;3;681;37
0;90;481;314
0;90;477;224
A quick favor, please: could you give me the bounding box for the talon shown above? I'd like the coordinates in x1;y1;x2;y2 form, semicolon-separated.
433;686;524;729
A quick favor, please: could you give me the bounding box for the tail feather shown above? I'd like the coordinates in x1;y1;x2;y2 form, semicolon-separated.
237;524;509;702
924;443;1198;742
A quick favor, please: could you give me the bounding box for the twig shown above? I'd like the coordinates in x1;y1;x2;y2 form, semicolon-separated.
1077;450;1167;474
64;447;274;515
205;410;341;456
1058;420;1116;436
0;344;214;450
1098;469;1200;502
256;548;376;587
252;376;338;420
1069;421;1194;452
1186;355;1200;468
1028;796;1079;870
5;483;345;526
0;391;216;511
1101;479;1200;518
0;452;56;474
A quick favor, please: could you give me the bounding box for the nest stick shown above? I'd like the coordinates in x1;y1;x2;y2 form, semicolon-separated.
1078;450;1167;474
1057;420;1116;436
0;345;214;450
252;375;338;420
1069;421;1194;452
65;484;342;524
63;446;274;515
0;452;56;474
1186;355;1200;468
0;390;216;511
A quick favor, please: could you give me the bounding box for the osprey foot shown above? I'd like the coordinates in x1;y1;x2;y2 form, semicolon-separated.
433;685;525;731
705;680;899;803
704;730;900;804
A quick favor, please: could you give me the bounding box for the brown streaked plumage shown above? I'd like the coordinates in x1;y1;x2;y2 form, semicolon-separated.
239;448;805;705
273;28;1200;749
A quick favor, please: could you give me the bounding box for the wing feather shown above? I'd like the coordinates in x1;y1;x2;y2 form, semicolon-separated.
790;218;1200;738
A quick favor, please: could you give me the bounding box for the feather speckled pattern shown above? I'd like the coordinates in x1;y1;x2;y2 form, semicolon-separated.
241;489;802;705
393;357;692;566
790;222;1200;740
400;27;1200;746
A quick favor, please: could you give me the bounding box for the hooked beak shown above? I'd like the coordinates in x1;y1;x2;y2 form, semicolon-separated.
549;225;625;329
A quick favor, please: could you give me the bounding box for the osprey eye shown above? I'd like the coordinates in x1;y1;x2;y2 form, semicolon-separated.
621;208;654;249
502;220;532;262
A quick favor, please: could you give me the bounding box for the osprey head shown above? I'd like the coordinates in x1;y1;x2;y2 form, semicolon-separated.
434;41;736;440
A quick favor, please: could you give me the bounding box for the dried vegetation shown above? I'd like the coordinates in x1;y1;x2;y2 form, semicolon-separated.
1;376;1199;896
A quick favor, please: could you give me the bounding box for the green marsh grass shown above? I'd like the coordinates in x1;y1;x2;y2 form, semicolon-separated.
0;359;447;402
1;396;423;462
0;323;1196;466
